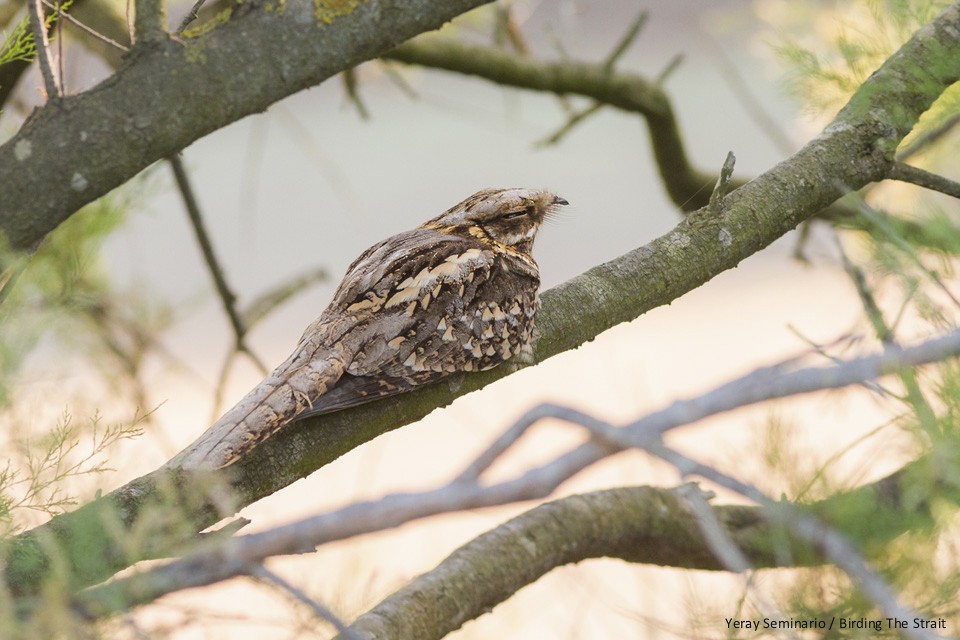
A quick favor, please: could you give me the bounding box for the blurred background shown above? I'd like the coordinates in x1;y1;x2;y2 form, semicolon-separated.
3;0;958;637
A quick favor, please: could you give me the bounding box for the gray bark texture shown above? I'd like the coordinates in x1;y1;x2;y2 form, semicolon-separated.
0;0;492;251
2;0;959;627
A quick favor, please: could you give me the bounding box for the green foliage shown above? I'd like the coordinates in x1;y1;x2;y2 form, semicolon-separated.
770;0;952;115
0;0;74;67
0;15;37;66
734;0;960;632
0;190;169;526
0;409;146;538
0;190;172;406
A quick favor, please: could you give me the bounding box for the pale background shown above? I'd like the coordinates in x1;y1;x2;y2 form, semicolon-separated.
11;1;918;637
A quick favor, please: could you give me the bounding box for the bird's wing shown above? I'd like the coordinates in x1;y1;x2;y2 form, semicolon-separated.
170;227;538;470
167;332;347;469
290;227;540;419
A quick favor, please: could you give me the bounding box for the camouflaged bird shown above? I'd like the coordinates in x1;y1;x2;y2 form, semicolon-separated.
170;188;567;470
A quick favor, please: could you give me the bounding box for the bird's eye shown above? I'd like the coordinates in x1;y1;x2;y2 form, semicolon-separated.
502;206;534;220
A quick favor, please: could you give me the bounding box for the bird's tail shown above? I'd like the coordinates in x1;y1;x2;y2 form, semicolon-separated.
166;340;346;470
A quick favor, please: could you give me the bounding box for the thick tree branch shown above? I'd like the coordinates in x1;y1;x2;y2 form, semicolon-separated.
14;329;960;623
0;0;495;252
386;38;717;211
4;0;960;605
385;37;960;250
338;487;783;640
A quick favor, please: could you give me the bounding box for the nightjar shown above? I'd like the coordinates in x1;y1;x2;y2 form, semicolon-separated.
172;188;567;469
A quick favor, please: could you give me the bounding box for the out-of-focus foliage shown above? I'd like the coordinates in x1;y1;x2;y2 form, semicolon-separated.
0;191;164;533
714;0;960;632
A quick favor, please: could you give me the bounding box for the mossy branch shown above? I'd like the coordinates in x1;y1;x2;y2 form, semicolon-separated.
3;0;960;611
0;0;495;252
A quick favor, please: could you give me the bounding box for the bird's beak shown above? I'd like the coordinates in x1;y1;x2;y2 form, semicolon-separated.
553;196;569;206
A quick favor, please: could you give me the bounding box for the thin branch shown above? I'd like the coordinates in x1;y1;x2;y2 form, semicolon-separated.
382;39;743;212
674;484;750;573
706;36;794;156
55;0;63;93
168;154;268;375
41;0;130;52
655;52;684;84
341;68;370;120
51;329;960;622
535;101;603;147
648;443;942;640
623;327;960;444
536;9;648;148
133;0;165;43
175;0;208;35
847;194;960;310
896;112;960;160
241;267;329;328
250;565;360;639
602;9;648;72
674;484;801;640
28;0;60;98
889;162;960;200
834;234;937;428
708;151;736;210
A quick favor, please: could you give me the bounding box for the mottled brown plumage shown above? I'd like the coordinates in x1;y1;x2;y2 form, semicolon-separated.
170;188;567;469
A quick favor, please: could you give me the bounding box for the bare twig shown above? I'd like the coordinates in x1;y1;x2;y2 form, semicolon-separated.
251;565;360;639
535;9;648;147
341;68;370;119
649;443;941;640
41;0;130;52
834;234;938;430
241;267;328;328
58;329;960;623
535;102;603;147
602;9;648;72
708;151;736;210
630;327;960;445
176;0;208;34
889;162;960;200
655;52;684;84
896;113;960;160
28;0;60;98
168;154;268;375
675;484;801;640
707;36;794;155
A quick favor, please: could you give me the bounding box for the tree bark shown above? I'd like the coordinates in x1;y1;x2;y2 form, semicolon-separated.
3;0;959;613
0;0;493;252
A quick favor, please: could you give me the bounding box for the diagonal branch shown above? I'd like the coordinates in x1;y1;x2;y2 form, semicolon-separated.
385;38;717;211
0;0;496;252
3;0;960;603
384;37;959;250
38;328;960;627
169;154;268;374
28;0;61;98
889;161;960;200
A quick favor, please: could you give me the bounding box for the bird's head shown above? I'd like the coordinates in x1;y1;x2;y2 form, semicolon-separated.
425;187;568;255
